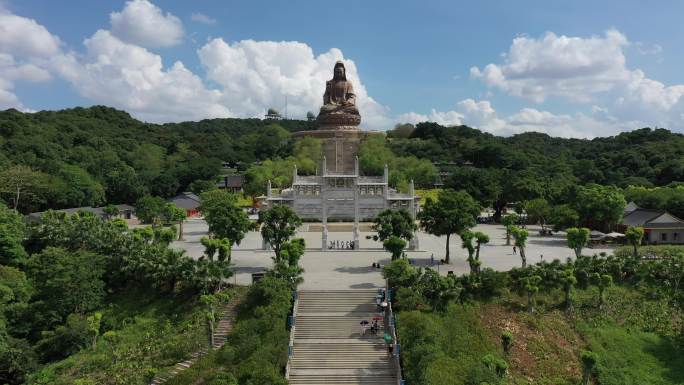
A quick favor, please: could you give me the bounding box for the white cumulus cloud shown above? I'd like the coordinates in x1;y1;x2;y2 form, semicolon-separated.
2;3;678;137
54;29;229;122
397;99;641;139
469;29;684;132
396;109;464;127
0;10;62;110
190;12;216;25
0;3;392;127
197;38;392;129
470;30;631;103
110;0;184;48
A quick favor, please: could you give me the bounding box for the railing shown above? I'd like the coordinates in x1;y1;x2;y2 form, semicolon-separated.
284;291;299;379
385;281;404;385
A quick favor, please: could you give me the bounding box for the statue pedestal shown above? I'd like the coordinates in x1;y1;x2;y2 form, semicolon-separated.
321;226;328;251
409;235;419;250
353;225;360;250
316;111;361;131
293;129;382;174
262;238;271;251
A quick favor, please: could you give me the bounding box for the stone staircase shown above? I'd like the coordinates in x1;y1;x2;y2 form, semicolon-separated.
288;289;396;385
149;297;239;385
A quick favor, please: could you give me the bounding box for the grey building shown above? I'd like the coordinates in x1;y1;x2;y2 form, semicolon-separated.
167;192;201;217
28;204;137;223
261;156;419;250
621;202;684;244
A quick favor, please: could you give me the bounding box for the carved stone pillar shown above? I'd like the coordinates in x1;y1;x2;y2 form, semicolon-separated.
321;179;328;251
408;179;419;250
353;170;360;250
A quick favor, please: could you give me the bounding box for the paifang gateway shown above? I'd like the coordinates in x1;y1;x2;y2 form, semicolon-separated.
259;61;420;250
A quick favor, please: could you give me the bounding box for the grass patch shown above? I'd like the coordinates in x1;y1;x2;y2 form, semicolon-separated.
166;277;292;385
398;304;501;385
478;301;583;385
570;285;682;336
581;323;684;385
28;287;240;385
403;284;684;385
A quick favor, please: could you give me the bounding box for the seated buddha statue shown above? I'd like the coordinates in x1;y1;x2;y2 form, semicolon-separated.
317;61;361;128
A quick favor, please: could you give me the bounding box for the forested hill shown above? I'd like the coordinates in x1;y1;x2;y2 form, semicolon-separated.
1;106;683;214
389;122;684;187
0;106;314;212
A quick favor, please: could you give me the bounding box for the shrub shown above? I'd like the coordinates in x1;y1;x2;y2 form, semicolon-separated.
501;331;513;354
206;372;237;385
614;245;684;260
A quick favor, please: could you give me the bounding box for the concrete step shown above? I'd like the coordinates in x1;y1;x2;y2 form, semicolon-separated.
289;290;395;384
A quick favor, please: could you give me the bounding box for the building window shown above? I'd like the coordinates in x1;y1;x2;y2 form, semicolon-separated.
661;233;667;241
674;232;679;240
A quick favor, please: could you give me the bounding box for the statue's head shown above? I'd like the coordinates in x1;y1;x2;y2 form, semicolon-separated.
333;61;346;81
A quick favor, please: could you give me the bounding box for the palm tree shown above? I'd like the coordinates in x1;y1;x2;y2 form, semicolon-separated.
502;213;519;245
625;226;644;258
511;226;529;268
580;350;598;385
523;275;542;313
474;232;490;267
592;273;613;310
566;227;590;258
560;268;577;311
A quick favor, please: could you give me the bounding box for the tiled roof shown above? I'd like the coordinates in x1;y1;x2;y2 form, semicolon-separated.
624;201;639;214
28;204;135;219
622;208;684;229
622;208;663;227
168;192;201;210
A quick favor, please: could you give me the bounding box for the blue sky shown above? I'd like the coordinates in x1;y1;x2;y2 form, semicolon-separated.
2;0;684;137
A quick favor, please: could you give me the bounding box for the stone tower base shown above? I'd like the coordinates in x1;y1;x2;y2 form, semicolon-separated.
292;129;382;174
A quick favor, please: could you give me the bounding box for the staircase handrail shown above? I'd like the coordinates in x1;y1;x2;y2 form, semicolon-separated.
385;280;403;385
284;290;299;379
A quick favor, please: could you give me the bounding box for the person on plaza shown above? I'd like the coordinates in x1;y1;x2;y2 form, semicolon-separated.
513;245;517;254
384;332;393;353
371;319;379;334
360;320;369;335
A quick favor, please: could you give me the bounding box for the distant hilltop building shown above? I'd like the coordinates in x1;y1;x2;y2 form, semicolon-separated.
265;108;282;120
260;61;419;250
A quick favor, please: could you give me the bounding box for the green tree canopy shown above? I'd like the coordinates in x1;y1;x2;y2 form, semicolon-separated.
549;204;579;232
374;208;417;242
200;190;251;245
134;195;166;225
0;165;49;212
566;227;590;257
258;205;302;261
293;137;322;175
419;189;480;264
0;202;28;266
573;184;626;231
26;247;106;322
526;198;552;233
243;158;296;197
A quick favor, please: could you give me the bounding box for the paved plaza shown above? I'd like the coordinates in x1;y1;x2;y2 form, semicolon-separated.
172;218;615;289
